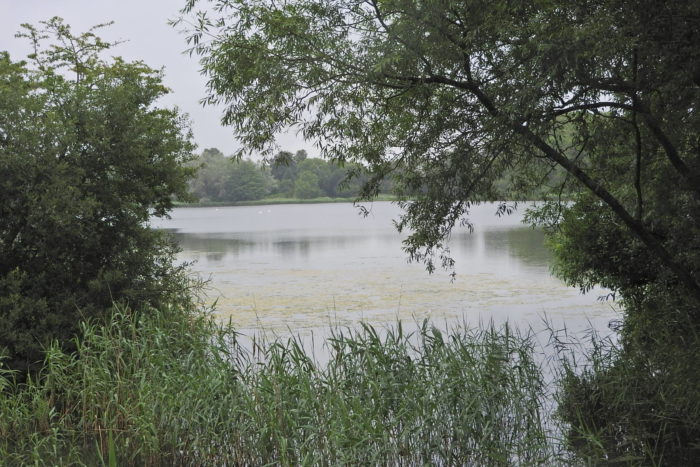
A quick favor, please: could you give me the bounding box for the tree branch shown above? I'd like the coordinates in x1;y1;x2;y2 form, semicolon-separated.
639;110;700;197
631;48;644;220
465;81;700;303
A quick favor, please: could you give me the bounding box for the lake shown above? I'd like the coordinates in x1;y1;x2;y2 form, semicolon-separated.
152;202;618;339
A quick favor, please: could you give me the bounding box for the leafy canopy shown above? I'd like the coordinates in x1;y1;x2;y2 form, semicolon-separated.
178;0;700;301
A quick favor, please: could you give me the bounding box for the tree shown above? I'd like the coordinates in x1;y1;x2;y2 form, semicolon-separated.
293;149;308;164
189;148;271;202
179;1;700;461
266;153;372;198
221;159;270;201
268;150;298;197
179;0;699;297
294;170;322;199
189;148;230;201
296;158;329;193
0;19;195;374
317;161;346;197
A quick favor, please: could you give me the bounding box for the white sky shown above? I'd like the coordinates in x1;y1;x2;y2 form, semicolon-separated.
0;0;313;157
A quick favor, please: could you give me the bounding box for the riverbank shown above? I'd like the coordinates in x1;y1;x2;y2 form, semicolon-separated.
173;194;400;208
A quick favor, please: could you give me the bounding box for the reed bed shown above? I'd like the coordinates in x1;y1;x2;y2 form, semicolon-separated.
0;305;564;465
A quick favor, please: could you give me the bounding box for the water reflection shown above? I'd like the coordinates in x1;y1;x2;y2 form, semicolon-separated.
483;227;552;267
173;231;376;265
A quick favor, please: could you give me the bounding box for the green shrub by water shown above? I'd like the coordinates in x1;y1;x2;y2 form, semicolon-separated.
553;312;700;465
0;305;561;465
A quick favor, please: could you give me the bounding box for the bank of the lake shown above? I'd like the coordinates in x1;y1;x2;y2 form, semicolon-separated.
174;193;400;208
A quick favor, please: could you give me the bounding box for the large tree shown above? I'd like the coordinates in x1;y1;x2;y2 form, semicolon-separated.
189;148;272;202
0;19;196;374
189;148;230;201
178;0;699;296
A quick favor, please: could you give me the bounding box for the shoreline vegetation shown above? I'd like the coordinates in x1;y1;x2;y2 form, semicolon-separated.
173;193;401;208
1;298;689;465
172;195;571;209
1;303;570;465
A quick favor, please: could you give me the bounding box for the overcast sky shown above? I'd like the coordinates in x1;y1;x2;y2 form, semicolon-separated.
1;0;312;157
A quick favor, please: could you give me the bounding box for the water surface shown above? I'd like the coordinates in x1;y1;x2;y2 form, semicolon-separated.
153;202;617;337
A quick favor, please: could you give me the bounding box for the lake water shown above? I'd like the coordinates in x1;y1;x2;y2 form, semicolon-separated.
152;202;618;340
154;202;618;340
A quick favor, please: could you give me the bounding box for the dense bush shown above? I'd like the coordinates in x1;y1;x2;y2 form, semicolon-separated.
0;19;195;375
554;295;700;464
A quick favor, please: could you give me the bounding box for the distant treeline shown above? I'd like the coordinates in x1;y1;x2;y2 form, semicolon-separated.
188;147;578;205
188;148;390;203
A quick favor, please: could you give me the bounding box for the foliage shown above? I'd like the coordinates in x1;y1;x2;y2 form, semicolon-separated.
267;149;372;199
0;305;558;465
177;0;700;462
268;150;300;196
552;318;700;465
189;148;271;202
293;168;322;199
0;18;196;375
223;159;271;201
187;147;375;202
177;0;700;295
187;147;230;201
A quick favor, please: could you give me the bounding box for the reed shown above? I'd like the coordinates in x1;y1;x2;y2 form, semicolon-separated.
0;305;563;465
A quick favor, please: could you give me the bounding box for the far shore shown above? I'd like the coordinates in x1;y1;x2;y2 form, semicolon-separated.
173;194;400;208
172;195;555;209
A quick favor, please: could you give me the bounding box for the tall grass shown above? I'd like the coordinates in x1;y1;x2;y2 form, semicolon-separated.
0;305;562;465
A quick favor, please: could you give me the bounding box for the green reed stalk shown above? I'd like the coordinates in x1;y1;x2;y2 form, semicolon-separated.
0;304;565;465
